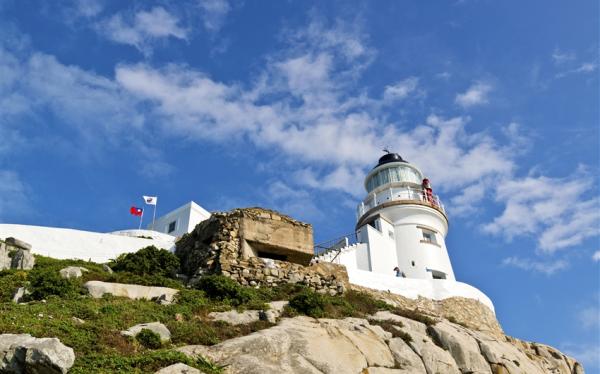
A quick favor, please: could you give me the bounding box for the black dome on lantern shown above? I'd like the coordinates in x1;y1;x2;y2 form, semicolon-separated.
374;152;407;168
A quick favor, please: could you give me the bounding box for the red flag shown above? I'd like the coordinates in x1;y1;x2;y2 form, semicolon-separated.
130;206;143;216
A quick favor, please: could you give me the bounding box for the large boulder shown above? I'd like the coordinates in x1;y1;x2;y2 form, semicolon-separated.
121;322;171;342
1;238;35;271
208;301;289;325
83;281;179;304
427;321;491;373
0;334;75;374
10;249;35;270
208;310;261;325
59;266;89;279
155;363;202;373
179;316;395;374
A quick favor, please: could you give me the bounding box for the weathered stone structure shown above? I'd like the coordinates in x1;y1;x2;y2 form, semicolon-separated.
0;237;35;271
175;208;349;295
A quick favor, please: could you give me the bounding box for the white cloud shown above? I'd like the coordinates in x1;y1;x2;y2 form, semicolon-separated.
556;62;599;78
578;306;600;329
552;48;576;65
593;251;600;262
455;81;493;108
100;7;187;53
196;0;231;32
383;77;420;102
484;172;600;252
501;256;568;275
73;0;103;17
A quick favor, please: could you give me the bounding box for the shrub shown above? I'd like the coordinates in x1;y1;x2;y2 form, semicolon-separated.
136;329;163;349
28;268;81;300
194;275;256;306
289;289;326;318
110;246;179;278
0;270;28;302
392;307;437;326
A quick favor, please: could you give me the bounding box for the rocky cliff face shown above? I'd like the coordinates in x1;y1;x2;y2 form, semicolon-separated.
178;313;583;374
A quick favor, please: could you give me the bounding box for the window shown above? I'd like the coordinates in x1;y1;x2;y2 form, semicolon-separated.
421;228;438;245
167;221;177;233
431;270;447;280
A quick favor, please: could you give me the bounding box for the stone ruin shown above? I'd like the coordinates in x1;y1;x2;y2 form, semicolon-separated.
175;208;349;295
0;237;35;271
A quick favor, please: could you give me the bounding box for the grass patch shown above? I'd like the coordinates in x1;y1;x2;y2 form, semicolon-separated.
70;350;223;374
391;307;437;326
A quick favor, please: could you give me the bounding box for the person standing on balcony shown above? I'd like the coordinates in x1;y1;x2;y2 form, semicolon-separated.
422;178;434;205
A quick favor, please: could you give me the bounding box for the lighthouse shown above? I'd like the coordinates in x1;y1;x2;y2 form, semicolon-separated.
315;152;493;311
353;152;455;280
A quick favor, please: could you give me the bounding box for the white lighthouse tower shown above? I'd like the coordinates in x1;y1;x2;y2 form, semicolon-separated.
316;152;494;311
354;152;454;280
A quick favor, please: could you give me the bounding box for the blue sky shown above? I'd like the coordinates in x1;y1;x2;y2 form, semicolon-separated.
0;0;598;369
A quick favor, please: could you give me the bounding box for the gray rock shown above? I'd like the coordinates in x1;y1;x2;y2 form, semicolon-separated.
208;310;261;325
427;321;491;373
5;237;32;250
387;338;427;373
12;287;30;303
154;363;203;373
102;264;113;274
0;333;75;374
59;266;89;279
179;316;395;374
10;249;35;270
373;313;461;374
121;322;171;342
468;330;544;374
259;301;288;323
84;281;178;304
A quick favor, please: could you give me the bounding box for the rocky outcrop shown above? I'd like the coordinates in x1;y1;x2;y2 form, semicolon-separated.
83;281;179;304
354;284;503;338
1;237;35;271
59;266;88;279
121;322;171;342
0;334;75;374
176;208;349;295
155;363;203;373
178;314;582;374
208;301;289;325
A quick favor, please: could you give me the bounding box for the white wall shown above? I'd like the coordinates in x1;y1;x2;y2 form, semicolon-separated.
361;204;455;281
347;268;494;313
362;219;398;275
0;224;176;263
150;201;210;238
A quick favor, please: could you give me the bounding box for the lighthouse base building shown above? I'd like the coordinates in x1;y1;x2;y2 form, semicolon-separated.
315;153;494;312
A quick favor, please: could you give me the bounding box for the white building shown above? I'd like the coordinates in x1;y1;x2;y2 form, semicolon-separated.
316;153;494;312
148;201;211;238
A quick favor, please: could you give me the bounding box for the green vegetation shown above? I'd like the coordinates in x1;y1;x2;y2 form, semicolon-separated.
0;255;428;373
369;319;413;343
135;329;163;349
109;246;180;278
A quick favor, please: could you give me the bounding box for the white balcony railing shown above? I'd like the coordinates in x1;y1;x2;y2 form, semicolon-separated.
357;186;445;219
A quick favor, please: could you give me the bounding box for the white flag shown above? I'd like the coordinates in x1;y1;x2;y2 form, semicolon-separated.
143;196;157;205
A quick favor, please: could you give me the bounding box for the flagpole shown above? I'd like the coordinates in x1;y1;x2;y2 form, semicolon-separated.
151;202;156;231
138;209;144;230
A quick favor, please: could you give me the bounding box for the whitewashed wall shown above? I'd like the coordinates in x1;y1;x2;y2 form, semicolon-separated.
0;224;175;263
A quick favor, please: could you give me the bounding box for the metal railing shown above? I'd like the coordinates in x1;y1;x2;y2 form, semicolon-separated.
314;231;359;257
357;186;445;219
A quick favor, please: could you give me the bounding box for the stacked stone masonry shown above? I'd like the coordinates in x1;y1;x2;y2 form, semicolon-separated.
0;237;35;271
176;208;349;295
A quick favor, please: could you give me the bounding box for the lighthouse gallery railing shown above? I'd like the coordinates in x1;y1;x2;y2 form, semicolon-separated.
356;186;445;219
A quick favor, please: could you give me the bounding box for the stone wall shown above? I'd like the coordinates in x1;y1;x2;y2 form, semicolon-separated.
175;208;349;295
0;237;35;271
